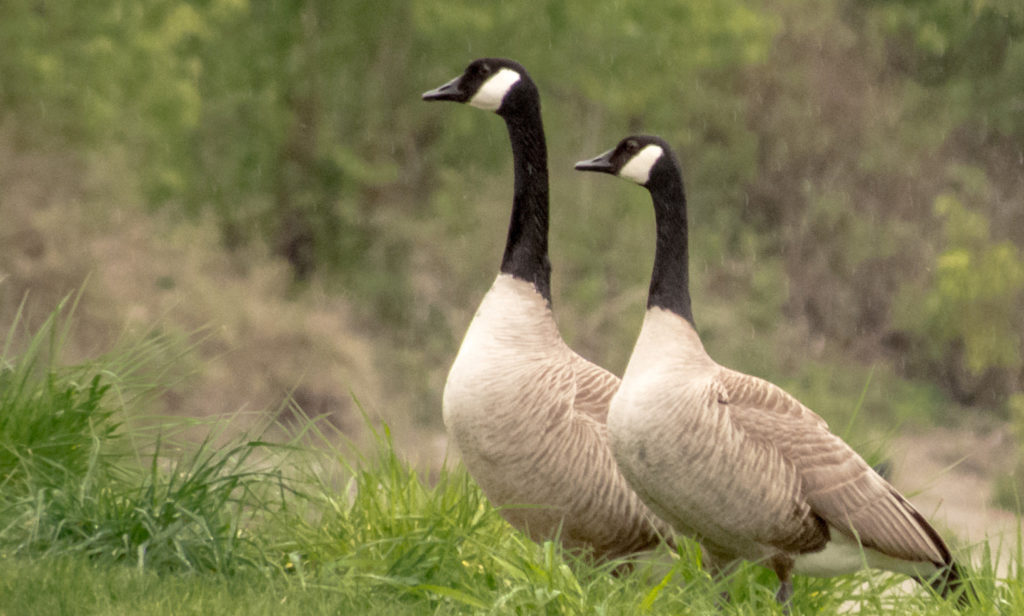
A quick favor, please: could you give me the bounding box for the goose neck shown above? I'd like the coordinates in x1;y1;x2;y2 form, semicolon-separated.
647;177;695;327
499;106;552;303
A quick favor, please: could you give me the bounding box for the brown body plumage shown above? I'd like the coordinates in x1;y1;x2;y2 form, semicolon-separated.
444;275;673;560
611;308;962;592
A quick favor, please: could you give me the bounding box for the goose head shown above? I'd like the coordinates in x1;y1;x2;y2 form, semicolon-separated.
574;135;676;188
576;134;693;323
422;58;536;117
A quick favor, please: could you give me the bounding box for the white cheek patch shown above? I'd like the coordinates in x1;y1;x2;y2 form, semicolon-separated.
468;68;522;111
619;145;664;185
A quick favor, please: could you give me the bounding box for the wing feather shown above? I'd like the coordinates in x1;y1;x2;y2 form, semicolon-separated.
716;369;950;566
570;353;619;423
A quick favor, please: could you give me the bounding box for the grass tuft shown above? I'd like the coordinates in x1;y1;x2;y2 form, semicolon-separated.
0;294;286;574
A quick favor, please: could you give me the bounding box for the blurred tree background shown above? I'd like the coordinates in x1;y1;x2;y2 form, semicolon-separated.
2;0;1023;490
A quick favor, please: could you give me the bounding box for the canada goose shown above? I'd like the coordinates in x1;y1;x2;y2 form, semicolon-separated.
421;60;674;561
575;135;968;606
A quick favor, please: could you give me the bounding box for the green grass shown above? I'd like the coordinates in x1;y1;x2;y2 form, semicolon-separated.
0;298;1019;614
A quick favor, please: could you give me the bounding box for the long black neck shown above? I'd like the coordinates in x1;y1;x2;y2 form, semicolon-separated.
647;168;695;327
498;102;552;303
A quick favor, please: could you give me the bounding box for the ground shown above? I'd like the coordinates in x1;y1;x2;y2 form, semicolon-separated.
892;426;1022;568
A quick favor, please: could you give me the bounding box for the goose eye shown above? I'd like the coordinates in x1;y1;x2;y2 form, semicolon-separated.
625;140;639;153
478;63;492;76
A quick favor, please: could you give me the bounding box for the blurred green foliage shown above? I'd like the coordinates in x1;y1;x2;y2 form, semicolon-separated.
997;392;1024;509
2;0;1023;413
895;191;1024;406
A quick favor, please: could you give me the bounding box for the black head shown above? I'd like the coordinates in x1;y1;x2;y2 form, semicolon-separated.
422;58;536;116
574;135;678;188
